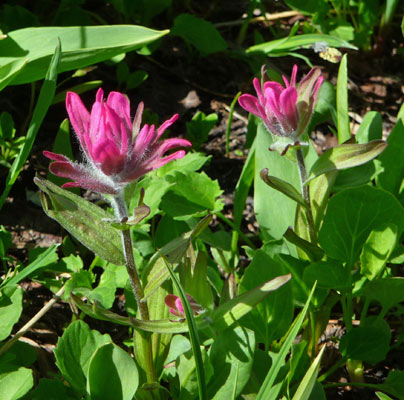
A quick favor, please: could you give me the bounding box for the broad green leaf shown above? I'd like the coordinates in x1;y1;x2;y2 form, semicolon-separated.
171;14;227;55
54;320;111;393
379;370;404;400
246;34;357;54
167;171;223;212
254;123;317;239
356;111;383;143
0;365;33;400
260;169;306;208
212;274;291;332
318;186;404;265
360;223;398;280
0;41;61;210
0;244;58;289
239;250;293;346
303;261;350;291
165;335;191;365
208;326;255;399
156;152;211;177
292;346;325;400
0;286;23;341
186;111;218;150
339;317;391;364
256;284;316;400
0;26;168;85
0;58;28;92
377;119;404;196
336;54;350;143
35;178;125;265
307;140;387;182
333;162;375;192
359;278;404;314
25;378;76;400
88;343;139;400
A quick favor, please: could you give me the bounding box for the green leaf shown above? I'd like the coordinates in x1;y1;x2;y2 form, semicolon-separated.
1;244;58;289
256;283;316;400
52;81;103;105
254;124;316;239
359;278;404;314
162;256;207;400
186;111;218;150
0;365;33;400
336;53;350;143
234;141;255;229
0;25;168;85
71;293;189;333
318;186;404;265
0;286;23;341
284;228;324;262
167;171;223;212
292;346;325;400
246;33;357;54
207;326;255;399
0;58;28;92
377;119;404;196
303;261;350;291
360;223;398;280
307;140;387;182
356;111;383;143
54;320;111;393
34;178;125;265
171;14;227;55
339;317;391;364
239;250;293;346
379;370;404;400
25;378;76;400
0;41;61;210
212;274;291;332
88;343;139;400
260;169;306;208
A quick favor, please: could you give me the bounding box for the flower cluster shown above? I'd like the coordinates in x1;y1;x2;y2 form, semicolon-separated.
238;65;323;140
44;89;191;195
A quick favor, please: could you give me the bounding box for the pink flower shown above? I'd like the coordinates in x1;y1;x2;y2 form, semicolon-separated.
44;89;191;194
164;294;203;319
239;65;323;139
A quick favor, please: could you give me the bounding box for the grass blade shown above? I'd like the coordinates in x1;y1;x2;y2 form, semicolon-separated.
162;256;207;400
0;40;61;210
336;54;350;143
256;283;316;400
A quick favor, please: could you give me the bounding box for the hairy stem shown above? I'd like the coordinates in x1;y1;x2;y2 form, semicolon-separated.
296;149;317;244
113;194;156;383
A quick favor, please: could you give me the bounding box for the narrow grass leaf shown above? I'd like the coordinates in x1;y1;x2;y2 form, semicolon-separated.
256;283;316;400
336;54;350;143
0;40;61;210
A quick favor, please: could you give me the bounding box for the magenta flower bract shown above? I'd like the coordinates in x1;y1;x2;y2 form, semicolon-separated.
44;88;191;195
238;65;323;139
164;294;203;319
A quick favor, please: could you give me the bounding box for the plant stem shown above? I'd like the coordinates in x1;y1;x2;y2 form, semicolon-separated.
113;194;156;383
296;149;317;244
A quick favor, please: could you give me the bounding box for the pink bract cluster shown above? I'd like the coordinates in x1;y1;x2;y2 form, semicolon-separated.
238;65;323;139
44;89;191;195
